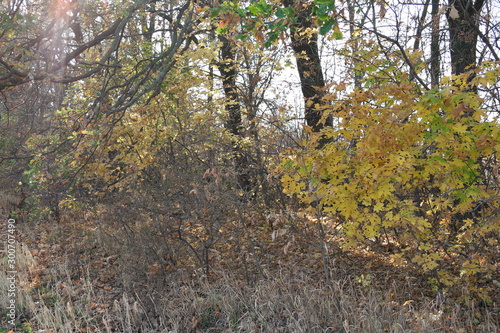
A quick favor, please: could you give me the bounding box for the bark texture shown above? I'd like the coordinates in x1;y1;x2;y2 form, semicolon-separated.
284;0;332;132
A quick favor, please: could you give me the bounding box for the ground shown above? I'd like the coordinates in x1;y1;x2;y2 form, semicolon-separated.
1;204;498;332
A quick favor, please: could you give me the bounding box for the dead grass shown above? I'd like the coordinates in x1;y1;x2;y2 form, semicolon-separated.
0;197;498;333
1;241;498;333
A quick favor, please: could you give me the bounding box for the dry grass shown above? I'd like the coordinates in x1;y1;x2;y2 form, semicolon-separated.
0;193;498;333
1;243;498;333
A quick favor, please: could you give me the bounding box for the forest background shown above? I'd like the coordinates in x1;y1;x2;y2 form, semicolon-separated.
0;0;499;331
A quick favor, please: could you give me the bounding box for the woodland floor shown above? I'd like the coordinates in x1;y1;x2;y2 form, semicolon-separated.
1;204;499;333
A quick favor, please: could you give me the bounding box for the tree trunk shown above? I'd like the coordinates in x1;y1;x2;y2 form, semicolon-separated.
283;0;332;133
447;0;485;76
430;0;440;87
218;35;251;191
447;0;486;229
218;35;243;137
347;0;363;90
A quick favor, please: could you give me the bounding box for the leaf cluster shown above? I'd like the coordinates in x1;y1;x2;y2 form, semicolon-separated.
281;58;500;299
212;0;337;46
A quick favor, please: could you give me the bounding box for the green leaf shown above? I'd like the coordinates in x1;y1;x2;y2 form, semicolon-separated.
283;7;295;18
248;4;259;15
216;26;228;35
235;34;249;41
319;18;335;35
314;0;335;5
235;8;247;16
276;7;286;18
209;8;222;18
332;21;343;39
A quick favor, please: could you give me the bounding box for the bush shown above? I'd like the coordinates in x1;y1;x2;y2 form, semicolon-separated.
281;61;500;300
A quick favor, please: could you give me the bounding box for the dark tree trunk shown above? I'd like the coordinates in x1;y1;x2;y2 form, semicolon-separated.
218;35;251;191
219;35;243;136
430;0;440;87
447;0;486;76
347;0;363;90
283;0;332;133
446;0;486;229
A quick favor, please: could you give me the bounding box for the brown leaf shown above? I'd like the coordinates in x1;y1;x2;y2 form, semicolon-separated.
449;4;459;20
191;317;201;330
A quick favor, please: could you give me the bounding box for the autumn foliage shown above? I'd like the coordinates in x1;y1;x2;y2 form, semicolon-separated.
1;0;499;331
281;57;500;299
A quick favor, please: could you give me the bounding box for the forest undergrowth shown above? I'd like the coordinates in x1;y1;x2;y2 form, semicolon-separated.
1;196;498;333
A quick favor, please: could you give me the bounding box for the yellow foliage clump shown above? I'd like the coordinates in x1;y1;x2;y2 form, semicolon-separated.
281;61;500;297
